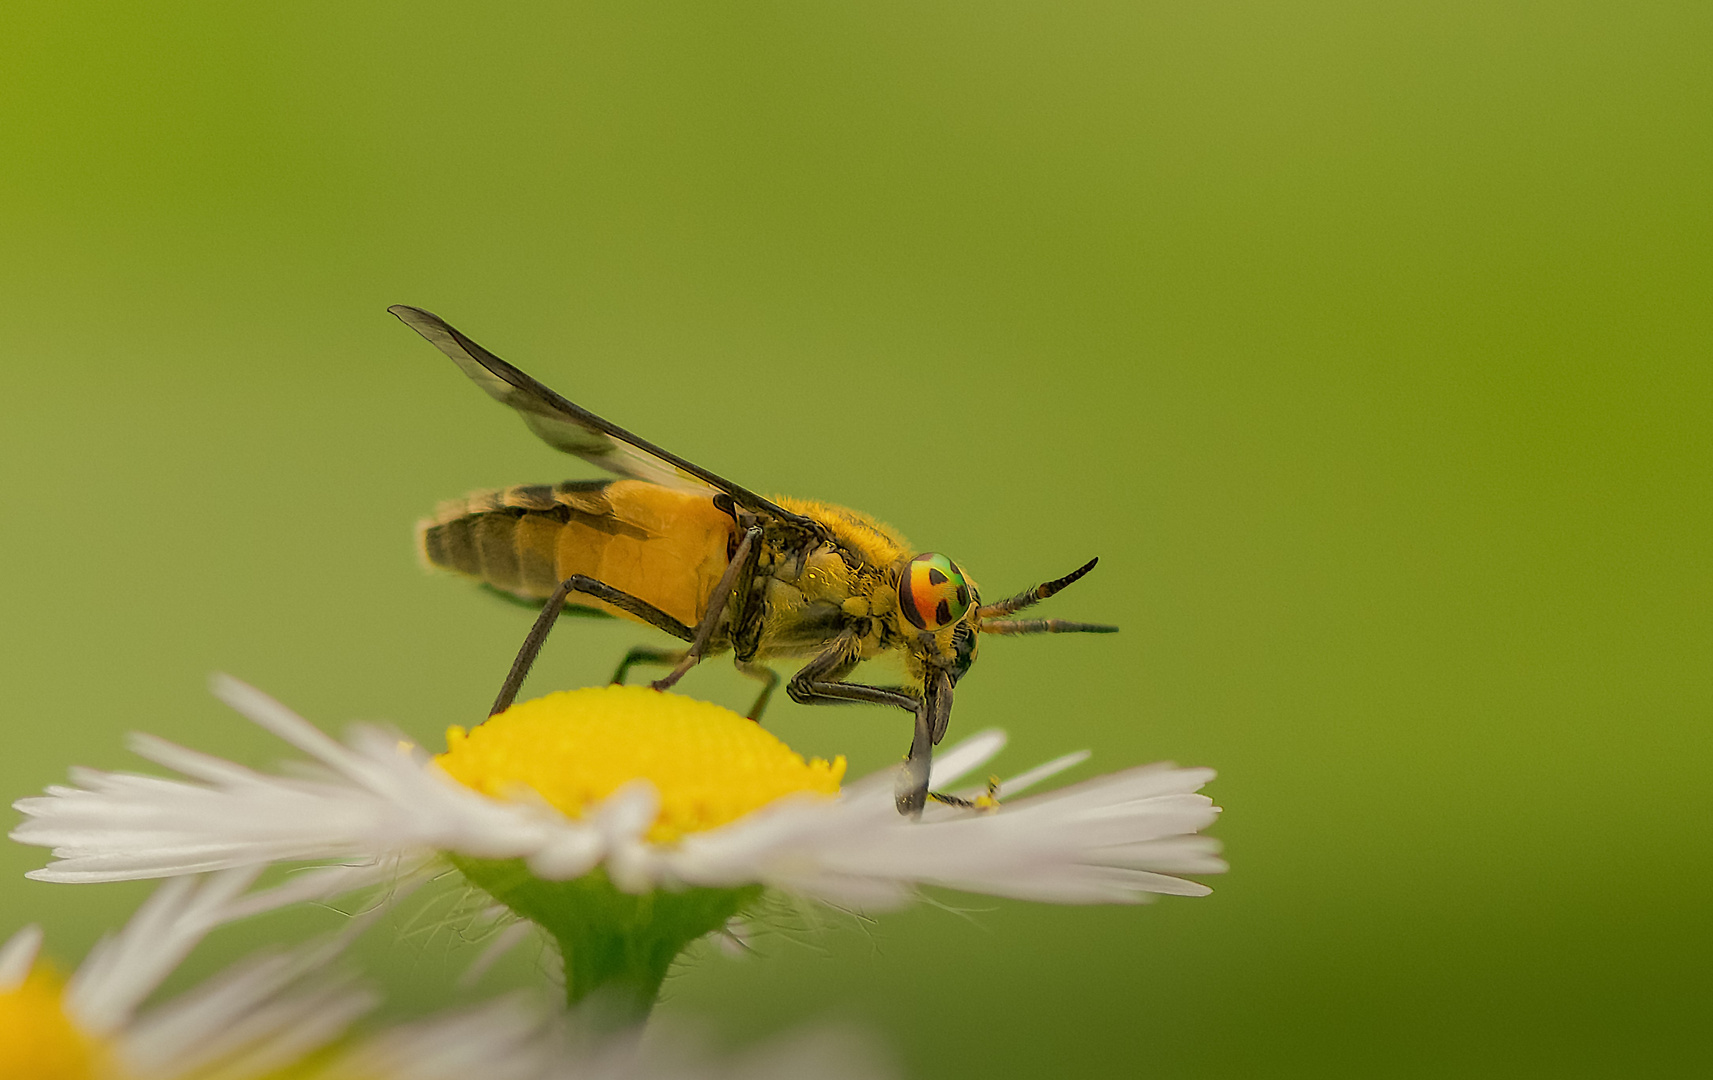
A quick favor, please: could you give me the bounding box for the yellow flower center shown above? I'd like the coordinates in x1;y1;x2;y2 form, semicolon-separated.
0;966;110;1080
436;686;845;843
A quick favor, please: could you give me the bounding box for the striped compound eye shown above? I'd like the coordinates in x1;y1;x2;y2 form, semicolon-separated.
898;552;972;631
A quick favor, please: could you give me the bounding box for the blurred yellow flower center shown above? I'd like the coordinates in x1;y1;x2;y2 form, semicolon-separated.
0;967;108;1080
437;686;845;843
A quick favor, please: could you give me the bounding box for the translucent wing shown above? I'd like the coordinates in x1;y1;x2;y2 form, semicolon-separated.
391;305;808;525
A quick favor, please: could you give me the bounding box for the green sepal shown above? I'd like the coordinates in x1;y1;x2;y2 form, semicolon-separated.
450;855;760;1026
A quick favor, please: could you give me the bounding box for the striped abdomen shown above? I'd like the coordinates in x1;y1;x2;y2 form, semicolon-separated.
418;478;735;628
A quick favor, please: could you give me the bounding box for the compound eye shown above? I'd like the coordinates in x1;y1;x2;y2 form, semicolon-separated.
898;552;972;631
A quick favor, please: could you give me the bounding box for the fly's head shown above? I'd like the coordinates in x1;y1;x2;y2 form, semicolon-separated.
894;551;982;687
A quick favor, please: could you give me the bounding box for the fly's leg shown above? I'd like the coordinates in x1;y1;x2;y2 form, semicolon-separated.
489;575;694;717
782;679;917;707
786;637;959;817
651;525;762;693
734;659;779;721
929;776;1002;811
610;649;776;721
611;647;687;686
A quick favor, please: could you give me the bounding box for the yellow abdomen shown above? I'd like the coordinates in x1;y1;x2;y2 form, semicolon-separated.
418;479;735;628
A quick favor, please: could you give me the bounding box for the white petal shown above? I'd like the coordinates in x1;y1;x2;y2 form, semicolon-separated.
927;728;1008;788
600;781;665;893
122;947;370;1075
182;985;378;1078
0;924;43;991
599;780;660;841
67;868;261;1034
209;674;377;783
14;724;584;885
997;750;1091;798
326;995;554;1080
526;828;606;881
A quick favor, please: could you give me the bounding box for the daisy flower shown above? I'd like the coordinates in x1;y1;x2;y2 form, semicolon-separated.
14;677;1224;1021
0;869;376;1080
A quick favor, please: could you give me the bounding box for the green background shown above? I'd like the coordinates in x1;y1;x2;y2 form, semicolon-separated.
2;3;1707;1076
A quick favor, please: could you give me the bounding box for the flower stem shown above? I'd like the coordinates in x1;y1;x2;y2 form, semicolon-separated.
451;857;759;1026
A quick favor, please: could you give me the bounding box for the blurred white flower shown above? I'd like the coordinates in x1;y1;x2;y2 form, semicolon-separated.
0;873;897;1080
0;870;375;1080
14;677;1225;912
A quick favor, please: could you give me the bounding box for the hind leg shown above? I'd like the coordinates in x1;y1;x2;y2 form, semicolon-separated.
488;575;693;718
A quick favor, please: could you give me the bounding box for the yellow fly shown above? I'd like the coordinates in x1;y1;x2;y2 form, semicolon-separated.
394;306;1115;814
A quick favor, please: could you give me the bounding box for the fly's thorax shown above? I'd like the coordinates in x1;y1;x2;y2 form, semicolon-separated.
768;496;911;570
799;544;869;601
760;496;914;650
750;539;891;659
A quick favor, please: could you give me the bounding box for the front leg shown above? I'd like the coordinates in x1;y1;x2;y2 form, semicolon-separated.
787;638;955;817
903;670;955;816
785;634;920;712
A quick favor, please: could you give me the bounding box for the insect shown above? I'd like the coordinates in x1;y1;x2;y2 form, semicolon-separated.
392;305;1116;815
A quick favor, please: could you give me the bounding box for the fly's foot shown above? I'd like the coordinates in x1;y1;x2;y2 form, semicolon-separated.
927;775;1002;812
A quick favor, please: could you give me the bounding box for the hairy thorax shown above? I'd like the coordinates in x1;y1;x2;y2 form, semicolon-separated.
750;497;914;663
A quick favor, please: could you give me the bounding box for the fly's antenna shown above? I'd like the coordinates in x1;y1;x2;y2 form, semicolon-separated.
979;618;1118;636
977;558;1102;617
976;558;1116;634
